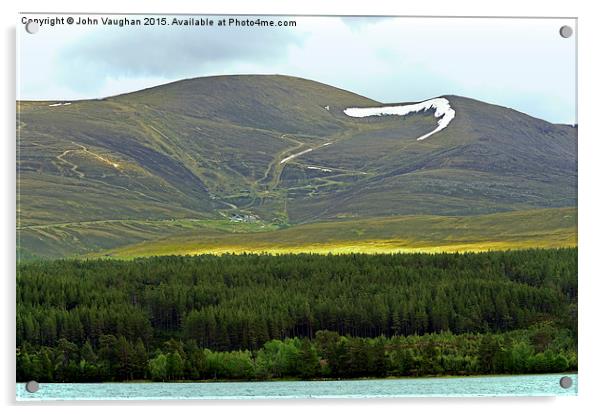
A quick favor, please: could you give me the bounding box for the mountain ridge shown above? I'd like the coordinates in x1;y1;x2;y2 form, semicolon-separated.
30;75;574;129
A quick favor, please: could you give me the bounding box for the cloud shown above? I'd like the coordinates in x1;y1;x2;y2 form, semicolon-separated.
339;16;393;31
57;18;304;93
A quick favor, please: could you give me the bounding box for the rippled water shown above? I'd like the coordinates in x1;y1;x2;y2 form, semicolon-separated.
16;374;577;400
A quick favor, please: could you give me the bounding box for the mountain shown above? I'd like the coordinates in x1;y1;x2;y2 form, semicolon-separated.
16;75;577;258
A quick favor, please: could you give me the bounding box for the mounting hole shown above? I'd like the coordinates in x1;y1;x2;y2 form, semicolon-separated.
559;25;573;38
25;380;39;393
25;21;39;34
559;376;573;389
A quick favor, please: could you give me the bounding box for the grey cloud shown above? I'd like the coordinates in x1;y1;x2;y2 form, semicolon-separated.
59;18;304;87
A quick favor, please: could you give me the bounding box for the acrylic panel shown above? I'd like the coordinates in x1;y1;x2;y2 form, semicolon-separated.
16;13;577;400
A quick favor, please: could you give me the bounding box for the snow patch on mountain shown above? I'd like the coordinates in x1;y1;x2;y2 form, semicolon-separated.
307;166;333;172
280;148;313;164
343;98;456;141
280;142;333;165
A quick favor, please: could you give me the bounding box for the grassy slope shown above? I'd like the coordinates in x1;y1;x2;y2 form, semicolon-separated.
17;75;577;259
17;218;278;260
288;95;577;222
98;207;576;258
17;76;383;227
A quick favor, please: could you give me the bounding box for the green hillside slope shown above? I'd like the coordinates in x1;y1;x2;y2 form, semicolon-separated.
17;75;577;258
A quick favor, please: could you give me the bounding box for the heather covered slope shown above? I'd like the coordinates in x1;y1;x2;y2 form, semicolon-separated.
288;95;576;222
17;75;577;258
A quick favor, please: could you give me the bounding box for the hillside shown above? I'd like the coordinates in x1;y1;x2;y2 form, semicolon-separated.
16;75;577;258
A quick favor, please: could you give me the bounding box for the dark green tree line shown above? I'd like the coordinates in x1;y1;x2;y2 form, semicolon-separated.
16;249;577;381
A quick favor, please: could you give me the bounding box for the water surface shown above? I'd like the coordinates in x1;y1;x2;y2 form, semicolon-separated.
16;374;577;400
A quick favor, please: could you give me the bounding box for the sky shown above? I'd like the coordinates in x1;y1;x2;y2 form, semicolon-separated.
17;15;577;123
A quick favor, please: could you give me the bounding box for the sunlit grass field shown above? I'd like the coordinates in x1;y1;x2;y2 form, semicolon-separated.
98;207;576;258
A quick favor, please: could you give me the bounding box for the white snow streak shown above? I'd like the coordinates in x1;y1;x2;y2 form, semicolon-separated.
307;166;333;172
48;102;72;107
343;98;456;141
280;148;313;164
280;142;333;165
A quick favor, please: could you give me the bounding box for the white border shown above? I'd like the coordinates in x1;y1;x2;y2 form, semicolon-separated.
3;0;601;412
